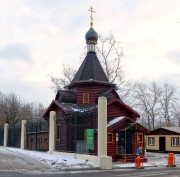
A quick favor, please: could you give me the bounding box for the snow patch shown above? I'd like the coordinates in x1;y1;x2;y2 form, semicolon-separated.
114;152;180;168
1;147;180;171
0;147;95;170
107;116;125;127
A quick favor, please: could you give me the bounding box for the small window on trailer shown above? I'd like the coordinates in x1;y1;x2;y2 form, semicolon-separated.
148;137;155;146
171;137;179;147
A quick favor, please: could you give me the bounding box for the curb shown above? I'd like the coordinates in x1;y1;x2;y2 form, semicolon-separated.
63;167;100;171
113;164;158;169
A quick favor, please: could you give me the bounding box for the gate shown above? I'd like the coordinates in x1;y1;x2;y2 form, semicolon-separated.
8;123;21;148
26;120;49;151
0;125;4;146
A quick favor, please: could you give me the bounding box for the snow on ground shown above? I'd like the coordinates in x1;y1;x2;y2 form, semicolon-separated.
145;152;180;167
114;152;180;168
0;146;95;171
1;146;180;172
107;116;125;127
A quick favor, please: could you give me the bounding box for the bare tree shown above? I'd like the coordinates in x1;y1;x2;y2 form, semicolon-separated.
31;103;45;120
97;34;137;102
96;34;123;83
49;64;76;91
0;92;23;124
49;34;136;103
160;84;177;127
0;92;45;125
20;103;34;121
134;82;162;130
21;102;45;122
48;33;180;130
172;102;180;126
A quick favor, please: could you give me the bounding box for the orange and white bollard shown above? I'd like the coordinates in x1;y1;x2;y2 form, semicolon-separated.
135;157;144;169
166;153;176;167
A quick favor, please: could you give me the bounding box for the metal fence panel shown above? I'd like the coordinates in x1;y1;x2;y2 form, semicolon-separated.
0;126;4;146
26;120;49;151
8;123;21;148
76;140;89;154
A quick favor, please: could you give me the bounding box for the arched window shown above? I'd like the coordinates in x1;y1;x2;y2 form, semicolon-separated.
83;93;89;104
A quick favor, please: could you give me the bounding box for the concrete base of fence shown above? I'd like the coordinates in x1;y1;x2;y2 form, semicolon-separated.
50;151;112;169
51;151;98;166
98;156;112;170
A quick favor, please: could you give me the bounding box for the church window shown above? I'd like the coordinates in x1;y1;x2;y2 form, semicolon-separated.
137;133;143;143
107;132;114;144
83;93;89;104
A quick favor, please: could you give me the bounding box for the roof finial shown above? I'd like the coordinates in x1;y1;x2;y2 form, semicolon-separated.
88;7;95;28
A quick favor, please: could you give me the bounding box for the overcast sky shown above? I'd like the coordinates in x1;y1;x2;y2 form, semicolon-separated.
0;0;180;107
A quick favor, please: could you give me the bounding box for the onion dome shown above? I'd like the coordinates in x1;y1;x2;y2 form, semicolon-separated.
85;28;98;44
85;7;98;52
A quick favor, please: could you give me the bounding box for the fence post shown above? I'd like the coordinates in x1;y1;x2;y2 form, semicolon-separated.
4;123;9;147
98;96;112;170
21;120;27;150
48;111;56;154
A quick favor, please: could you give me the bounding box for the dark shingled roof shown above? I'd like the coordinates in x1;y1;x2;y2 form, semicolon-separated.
54;100;97;113
161;127;180;134
150;127;180;134
55;90;77;103
99;87;120;99
71;52;109;84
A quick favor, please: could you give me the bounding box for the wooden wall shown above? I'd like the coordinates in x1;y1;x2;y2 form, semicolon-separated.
76;85;118;105
132;131;145;154
107;103;130;119
26;132;49;151
146;135;180;152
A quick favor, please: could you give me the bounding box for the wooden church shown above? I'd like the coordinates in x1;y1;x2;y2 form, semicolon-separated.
43;8;148;162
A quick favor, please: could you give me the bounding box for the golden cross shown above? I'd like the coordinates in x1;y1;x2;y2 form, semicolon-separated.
88;7;95;28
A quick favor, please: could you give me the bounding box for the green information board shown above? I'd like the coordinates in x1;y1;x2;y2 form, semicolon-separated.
86;129;94;150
